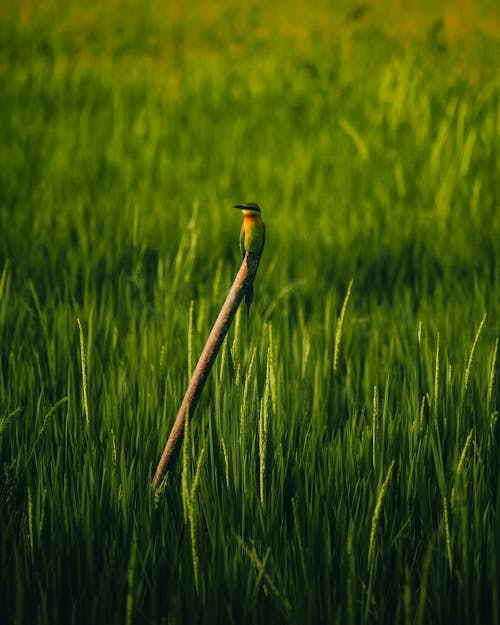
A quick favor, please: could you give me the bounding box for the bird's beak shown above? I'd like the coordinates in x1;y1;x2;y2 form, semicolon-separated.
233;204;246;210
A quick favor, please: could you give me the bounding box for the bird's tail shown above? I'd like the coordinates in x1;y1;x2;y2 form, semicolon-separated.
245;282;254;315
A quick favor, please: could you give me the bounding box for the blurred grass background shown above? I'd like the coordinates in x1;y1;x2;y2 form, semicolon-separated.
1;1;500;624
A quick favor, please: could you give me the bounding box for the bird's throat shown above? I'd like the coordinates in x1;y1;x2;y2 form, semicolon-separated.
243;213;260;223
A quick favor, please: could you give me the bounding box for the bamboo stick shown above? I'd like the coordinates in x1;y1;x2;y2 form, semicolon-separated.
152;253;261;489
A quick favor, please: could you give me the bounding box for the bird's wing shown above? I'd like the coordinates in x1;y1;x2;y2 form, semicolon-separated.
240;226;246;259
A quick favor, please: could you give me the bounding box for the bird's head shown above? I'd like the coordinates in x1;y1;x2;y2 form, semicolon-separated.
233;202;261;216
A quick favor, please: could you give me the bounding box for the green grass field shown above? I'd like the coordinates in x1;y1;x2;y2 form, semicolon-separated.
1;1;500;623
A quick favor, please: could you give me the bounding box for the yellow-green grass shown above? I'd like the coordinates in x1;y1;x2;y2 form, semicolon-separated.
1;2;499;624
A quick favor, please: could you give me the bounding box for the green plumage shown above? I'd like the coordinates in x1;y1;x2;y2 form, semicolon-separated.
234;202;266;313
239;222;266;258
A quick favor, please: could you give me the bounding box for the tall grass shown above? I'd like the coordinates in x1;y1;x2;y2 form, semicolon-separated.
1;1;499;624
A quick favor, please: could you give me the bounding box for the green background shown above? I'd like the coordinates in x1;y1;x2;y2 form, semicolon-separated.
1;1;499;623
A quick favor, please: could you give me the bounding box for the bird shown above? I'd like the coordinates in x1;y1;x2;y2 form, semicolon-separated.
233;202;265;314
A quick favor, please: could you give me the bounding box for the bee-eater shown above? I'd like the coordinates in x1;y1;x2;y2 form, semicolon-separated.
233;202;265;313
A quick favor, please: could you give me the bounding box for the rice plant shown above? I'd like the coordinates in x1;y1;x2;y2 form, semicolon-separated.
1;1;499;624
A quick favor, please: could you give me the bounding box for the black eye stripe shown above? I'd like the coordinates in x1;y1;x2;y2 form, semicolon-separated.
233;203;261;212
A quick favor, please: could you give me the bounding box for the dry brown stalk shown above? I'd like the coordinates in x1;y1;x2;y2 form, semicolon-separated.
152;253;261;489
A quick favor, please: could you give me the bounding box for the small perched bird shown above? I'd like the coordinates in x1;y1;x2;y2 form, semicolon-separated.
233;202;265;313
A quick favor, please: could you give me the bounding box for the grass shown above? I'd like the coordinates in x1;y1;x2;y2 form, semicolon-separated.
1;1;500;623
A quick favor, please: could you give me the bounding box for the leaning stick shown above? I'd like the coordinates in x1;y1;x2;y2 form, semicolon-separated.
152;253;261;489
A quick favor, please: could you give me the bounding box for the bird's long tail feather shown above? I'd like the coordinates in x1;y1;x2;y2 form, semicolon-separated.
245;282;254;315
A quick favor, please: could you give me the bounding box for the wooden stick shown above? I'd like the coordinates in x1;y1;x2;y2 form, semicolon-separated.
152;253;261;489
